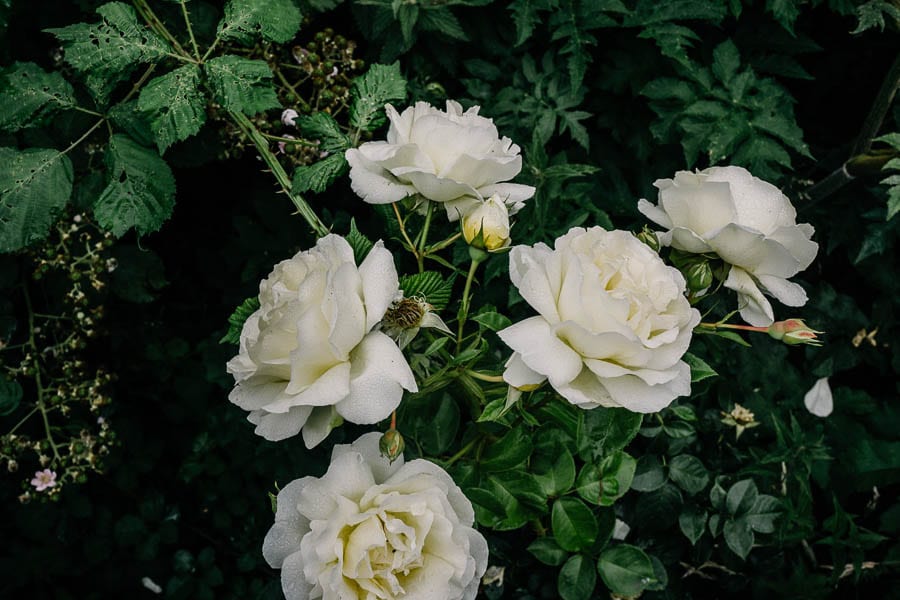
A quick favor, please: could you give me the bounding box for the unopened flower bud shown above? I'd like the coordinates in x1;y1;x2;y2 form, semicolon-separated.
281;108;299;127
635;226;661;253
379;429;405;463
684;262;714;292
767;319;823;346
462;195;511;252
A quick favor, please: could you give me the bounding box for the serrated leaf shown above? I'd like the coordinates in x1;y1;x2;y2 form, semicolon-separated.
418;7;468;41
217;0;302;45
291;154;348;194
0;148;73;253
552;497;598;552
712;39;741;84
350;62;408;132
767;0;800;33
0;63;76;131
723;517;754;558
638;23;699;67
220;296;260;344
138;64;207;153
851;0;900;33
346;218;374;264
668;454;709;494
509;0;556;45
205;55;280;116
558;554;597;600
46;2;170;103
94;134;176;237
108;100;155;148
683;352;717;382
296;113;351;153
399;271;453;311
597;544;656;597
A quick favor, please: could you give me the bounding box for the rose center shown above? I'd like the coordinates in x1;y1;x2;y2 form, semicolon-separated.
342;511;424;599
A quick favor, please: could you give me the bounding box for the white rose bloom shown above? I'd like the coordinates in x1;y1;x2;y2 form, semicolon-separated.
226;235;417;448
345;100;535;221
499;227;700;413
638;166;818;327
263;432;489;600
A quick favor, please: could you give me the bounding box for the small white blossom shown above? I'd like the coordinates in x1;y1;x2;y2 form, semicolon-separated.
30;468;57;491
281;108;299;127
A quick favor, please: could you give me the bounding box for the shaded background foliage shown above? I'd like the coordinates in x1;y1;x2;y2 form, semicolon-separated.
0;0;899;598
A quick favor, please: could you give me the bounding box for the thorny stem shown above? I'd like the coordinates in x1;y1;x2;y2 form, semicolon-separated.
201;37;220;63
132;0;195;62
273;66;313;113
72;106;105;118
229;110;330;238
260;132;320;146
415;201;434;273
392;202;419;257
178;0;201;61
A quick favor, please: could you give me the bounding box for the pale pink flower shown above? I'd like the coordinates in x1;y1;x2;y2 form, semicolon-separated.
31;468;57;491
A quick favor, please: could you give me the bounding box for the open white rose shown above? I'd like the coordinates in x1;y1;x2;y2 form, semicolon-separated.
638;166;818;326
499;227;700;413
226;235;417;448
345;100;535;221
263;432;489;600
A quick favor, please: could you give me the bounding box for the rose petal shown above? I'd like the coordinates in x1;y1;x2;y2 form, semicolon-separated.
498;317;583;387
359;241;400;331
248;405;312;442
502;352;547;389
724;266;775;326
804;377;833;417
346;148;417;204
301;405;340;449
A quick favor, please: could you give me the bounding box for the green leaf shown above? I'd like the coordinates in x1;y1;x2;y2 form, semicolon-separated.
471;311;512;332
726;479;759;517
346;218;374;264
216;0;302;45
46;2;170;103
558;554;597;600
712;39;741;85
851;0;900;33
138;64;207;153
597;544;656;597
668;454;709;494
0;148;73;253
723;517;754;559
527;536;569;567
0;62;76;131
482;471;546;530
596;451;636;506
0;376;22;416
205;56;280;116
630;455;666;492
350;62;408;132
534;447;576;497
679;507;707;545
296;112;351;153
419;7;468;41
577;407;642;461
552;497;598;552
94;134;176;237
747;495;781;533
291;154;349;194
635;483;683;530
219;297;260;344
481;426;533;472
108;100;156;148
683;352;717;382
399;271;454;312
411;394;459;454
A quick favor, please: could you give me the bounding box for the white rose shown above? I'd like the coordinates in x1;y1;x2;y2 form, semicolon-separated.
226;235;417;448
638;166;818;326
345;100;535;221
462;194;511;251
263;432;489;600
499;227;700;413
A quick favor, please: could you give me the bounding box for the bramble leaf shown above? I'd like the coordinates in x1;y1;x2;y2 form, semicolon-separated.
350;62;408;132
291;154;348;194
0;63;76;131
94;134;176;237
220;297;260;344
46;2;170;103
205;55;280;116
0;148;73;252
137;64;207;153
216;0;302;45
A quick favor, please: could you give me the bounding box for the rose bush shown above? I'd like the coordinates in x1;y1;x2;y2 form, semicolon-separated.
499;227;700;413
263;432;489;600
226;235;416;447
345;100;535;221
637;166;818;326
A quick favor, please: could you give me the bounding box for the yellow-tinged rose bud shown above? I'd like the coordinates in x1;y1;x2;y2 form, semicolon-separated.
379;429;405;463
462;195;511;252
767;319;824;346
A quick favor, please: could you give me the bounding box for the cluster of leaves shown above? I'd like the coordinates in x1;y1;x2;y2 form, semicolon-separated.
2;1;900;599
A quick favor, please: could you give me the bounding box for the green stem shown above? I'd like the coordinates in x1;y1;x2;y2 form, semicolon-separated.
7;406;39;436
72;106;105;118
260;132;320;146
61;118;106;157
415;201;434;273
200;37;220;63
444;435;482;468
229;110;329;238
273;67;312;113
466;370;504;383
178;0;201;61
132;0;195;62
698;322;768;333
456;258;482;352
22;285;61;463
